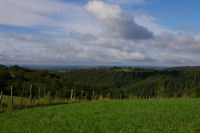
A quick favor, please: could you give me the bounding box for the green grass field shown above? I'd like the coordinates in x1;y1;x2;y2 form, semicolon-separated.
1;99;200;133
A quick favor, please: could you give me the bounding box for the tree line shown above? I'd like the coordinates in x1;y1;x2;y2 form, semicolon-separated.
0;65;200;100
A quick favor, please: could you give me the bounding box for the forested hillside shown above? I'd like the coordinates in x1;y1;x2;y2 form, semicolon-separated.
0;65;200;99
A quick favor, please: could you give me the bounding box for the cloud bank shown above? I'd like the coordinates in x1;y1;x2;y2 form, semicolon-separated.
1;30;200;66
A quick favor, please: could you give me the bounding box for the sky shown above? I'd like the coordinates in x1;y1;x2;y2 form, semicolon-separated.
0;0;200;66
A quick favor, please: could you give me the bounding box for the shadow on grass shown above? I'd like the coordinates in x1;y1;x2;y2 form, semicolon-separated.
0;100;87;113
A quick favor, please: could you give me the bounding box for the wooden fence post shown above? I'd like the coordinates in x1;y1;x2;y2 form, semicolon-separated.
70;89;73;100
0;91;3;104
20;87;24;105
92;90;95;100
30;85;32;104
38;87;40;103
33;96;36;103
11;85;13;108
74;92;76;100
108;92;110;99
48;91;50;100
85;93;87;100
44;87;46;102
57;89;60;101
57;90;60;101
81;90;83;100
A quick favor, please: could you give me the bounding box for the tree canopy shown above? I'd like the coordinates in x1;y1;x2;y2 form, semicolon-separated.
0;65;200;99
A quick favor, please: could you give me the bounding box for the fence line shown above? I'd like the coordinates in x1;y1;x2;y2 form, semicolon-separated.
1;85;155;112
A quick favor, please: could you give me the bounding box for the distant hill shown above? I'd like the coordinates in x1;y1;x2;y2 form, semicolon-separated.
166;66;200;71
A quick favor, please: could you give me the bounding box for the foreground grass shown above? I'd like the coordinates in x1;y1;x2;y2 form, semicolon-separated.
1;99;200;133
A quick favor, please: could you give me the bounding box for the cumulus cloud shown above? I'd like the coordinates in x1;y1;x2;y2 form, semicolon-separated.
84;1;153;40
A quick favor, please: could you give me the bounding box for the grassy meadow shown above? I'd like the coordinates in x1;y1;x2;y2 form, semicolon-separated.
1;99;200;133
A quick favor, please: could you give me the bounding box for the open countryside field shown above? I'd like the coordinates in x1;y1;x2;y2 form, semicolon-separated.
1;99;200;133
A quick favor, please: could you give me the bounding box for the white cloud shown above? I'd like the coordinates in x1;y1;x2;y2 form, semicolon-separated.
0;0;100;34
84;1;153;40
